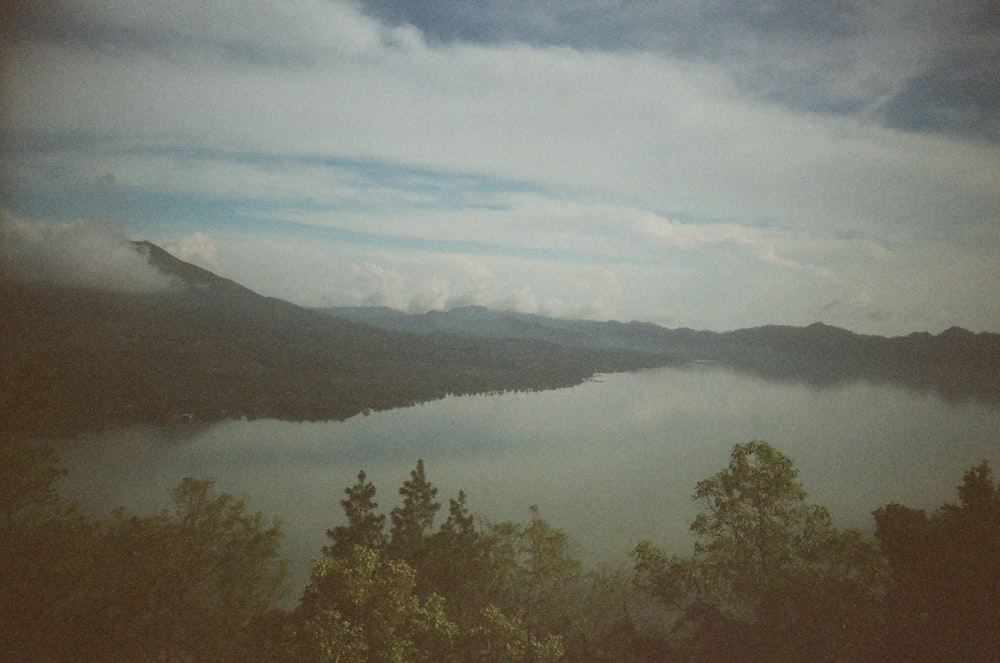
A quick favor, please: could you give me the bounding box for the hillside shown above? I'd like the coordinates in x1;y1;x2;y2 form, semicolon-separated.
323;307;1000;405
0;245;678;440
3;243;997;440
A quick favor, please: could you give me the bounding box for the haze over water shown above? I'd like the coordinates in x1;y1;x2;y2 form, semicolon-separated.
53;365;1000;598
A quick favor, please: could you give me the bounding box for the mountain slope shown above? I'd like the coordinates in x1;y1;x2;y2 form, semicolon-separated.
4;243;996;440
322;308;1000;405
0;245;678;439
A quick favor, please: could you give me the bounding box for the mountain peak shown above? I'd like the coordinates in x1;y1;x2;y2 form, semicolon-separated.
131;240;254;296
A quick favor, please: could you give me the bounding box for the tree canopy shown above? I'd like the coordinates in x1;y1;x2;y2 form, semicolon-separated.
389;458;441;561
873;460;1000;662
7;438;999;662
324;469;386;557
633;440;887;662
1;441;286;662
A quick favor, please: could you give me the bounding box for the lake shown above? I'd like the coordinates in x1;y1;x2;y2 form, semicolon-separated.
52;365;1000;599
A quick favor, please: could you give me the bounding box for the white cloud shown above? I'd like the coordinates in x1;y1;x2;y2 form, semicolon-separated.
173;232;219;270
2;1;998;335
0;212;175;293
8;7;996;239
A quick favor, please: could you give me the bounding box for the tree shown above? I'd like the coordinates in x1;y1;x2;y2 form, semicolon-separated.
0;453;288;663
634;441;886;662
567;565;672;663
389;459;440;561
0;440;70;535
0;441;95;662
293;543;566;663
422;490;493;615
873;460;1000;662
295;545;458;663
325;469;386;557
487;506;584;638
463;604;565;663
82;478;287;662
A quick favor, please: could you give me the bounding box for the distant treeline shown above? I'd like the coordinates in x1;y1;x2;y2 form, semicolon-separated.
4;438;999;662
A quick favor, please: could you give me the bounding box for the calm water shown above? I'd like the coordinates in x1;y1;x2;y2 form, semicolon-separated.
52;365;1000;598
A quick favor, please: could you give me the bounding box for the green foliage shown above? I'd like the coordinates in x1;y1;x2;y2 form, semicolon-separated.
85;478;287;661
634;441;887;662
389;459;441;560
296;545;458;662
12;438;999;662
487;506;584;637
0;440;70;533
464;604;565;663
565;565;673;663
292;544;565;662
0;443;287;663
325;469;386;557
0;441;96;662
422;490;494;615
874;460;1000;662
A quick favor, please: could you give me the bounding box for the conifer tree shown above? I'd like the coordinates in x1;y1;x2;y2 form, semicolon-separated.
324;470;386;557
389;459;440;560
424;490;493;616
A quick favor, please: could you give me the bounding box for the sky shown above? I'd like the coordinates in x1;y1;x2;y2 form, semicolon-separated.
1;0;998;335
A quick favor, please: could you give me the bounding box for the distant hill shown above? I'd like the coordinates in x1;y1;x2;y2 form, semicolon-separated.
322;307;1000;405
3;243;996;440
0;244;678;440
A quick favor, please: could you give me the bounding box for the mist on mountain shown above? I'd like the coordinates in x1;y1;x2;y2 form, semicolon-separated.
0;213;175;294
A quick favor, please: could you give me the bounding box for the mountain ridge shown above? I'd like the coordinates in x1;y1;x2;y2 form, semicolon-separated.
320;305;1000;401
2;242;996;440
0;243;679;439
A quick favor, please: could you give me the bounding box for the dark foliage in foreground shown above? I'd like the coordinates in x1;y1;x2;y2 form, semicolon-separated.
5;435;999;661
1;437;286;662
873;461;1000;661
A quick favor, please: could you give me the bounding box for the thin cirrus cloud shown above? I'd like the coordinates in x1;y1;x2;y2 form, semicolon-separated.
1;0;997;334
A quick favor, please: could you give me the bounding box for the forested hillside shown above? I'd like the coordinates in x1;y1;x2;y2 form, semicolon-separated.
325;307;1000;404
4;242;996;441
0;243;677;440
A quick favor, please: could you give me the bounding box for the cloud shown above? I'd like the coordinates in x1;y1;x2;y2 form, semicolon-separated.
0;212;176;293
6;13;996;246
361;1;1000;141
172;232;219;270
1;1;998;335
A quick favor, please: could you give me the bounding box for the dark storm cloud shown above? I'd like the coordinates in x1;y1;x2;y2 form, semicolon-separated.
359;0;999;141
360;0;861;50
882;50;1000;140
1;0;307;67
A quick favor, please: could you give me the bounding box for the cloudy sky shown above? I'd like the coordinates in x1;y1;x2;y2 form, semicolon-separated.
2;1;998;334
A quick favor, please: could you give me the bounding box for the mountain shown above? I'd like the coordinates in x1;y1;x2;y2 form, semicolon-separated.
322;308;1000;405
0;244;678;440
132;240;254;296
3;243;996;440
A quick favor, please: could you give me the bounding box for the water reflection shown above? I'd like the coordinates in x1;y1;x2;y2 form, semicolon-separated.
52;365;1000;599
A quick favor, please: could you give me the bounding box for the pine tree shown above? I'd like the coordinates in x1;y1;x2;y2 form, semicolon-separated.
324;470;386;557
423;490;493;616
389;459;440;561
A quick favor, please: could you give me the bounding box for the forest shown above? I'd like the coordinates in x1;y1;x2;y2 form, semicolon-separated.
3;437;998;662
